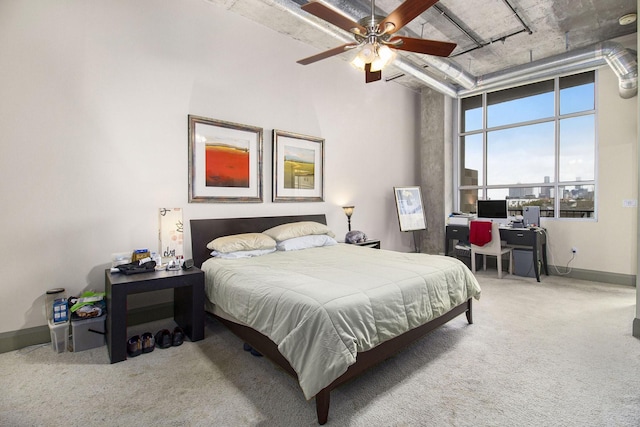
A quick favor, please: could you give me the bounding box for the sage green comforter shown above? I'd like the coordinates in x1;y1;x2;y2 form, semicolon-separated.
202;244;481;399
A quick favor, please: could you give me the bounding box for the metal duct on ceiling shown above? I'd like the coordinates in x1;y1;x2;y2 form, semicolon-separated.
459;41;638;98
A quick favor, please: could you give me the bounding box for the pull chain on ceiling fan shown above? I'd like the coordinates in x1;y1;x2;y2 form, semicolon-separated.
297;0;457;83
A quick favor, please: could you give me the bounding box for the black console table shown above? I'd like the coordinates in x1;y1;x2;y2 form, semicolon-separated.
445;224;549;282
105;267;205;363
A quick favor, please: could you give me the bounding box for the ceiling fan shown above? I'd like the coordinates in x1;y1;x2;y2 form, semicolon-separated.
297;0;457;83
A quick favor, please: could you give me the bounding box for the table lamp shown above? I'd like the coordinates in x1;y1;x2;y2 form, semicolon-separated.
342;206;355;231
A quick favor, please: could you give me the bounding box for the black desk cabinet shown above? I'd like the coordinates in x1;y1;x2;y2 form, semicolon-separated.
445;225;469;248
445;225;548;282
105;267;205;363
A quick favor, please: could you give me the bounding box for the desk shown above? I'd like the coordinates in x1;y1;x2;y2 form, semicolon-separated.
105;267;205;363
445;225;549;282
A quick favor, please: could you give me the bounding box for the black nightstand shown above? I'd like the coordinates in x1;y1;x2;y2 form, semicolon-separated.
105;267;205;363
350;239;381;249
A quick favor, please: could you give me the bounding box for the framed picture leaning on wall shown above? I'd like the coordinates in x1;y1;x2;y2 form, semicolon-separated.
394;186;427;232
188;115;263;203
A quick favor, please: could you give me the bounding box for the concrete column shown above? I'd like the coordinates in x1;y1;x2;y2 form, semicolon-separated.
420;87;454;254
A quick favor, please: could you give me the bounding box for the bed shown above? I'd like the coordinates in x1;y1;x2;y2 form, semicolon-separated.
190;214;481;424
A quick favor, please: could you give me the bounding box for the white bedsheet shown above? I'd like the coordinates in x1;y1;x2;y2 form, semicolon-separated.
202;244;481;399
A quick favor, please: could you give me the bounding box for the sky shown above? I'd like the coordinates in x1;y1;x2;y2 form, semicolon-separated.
461;81;595;199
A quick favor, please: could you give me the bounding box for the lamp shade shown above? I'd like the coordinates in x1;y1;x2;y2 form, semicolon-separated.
342;206;355;217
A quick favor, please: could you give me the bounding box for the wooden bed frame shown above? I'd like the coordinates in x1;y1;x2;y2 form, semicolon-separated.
190;214;473;425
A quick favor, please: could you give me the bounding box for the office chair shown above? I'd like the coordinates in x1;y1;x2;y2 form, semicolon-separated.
470;220;513;279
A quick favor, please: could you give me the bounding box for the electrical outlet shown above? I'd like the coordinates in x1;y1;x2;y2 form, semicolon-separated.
571;247;577;254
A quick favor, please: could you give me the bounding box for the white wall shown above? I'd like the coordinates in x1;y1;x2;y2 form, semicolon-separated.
636;0;640;332
0;0;420;333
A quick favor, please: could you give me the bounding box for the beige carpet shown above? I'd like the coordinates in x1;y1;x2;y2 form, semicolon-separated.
1;273;638;426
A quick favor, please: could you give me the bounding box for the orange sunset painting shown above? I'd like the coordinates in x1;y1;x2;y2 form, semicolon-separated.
205;139;250;187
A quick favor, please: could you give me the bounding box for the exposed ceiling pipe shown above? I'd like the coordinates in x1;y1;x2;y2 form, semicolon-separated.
501;0;533;35
392;56;458;97
274;0;637;99
602;42;638;99
459;41;638;99
265;0;353;43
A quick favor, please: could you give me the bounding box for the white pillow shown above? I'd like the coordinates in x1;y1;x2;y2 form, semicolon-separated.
206;233;276;253
263;221;335;242
276;234;337;251
210;248;276;259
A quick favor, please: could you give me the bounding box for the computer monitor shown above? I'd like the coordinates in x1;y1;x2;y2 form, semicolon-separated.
476;199;508;220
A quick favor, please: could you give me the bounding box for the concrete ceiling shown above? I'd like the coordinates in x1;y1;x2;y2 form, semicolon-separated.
207;0;637;93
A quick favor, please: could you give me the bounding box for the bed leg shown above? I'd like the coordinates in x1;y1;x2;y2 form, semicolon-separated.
315;389;330;425
466;299;473;324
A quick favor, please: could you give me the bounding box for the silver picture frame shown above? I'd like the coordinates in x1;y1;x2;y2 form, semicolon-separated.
272;129;324;202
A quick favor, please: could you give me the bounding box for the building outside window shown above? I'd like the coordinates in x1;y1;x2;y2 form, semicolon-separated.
457;70;596;219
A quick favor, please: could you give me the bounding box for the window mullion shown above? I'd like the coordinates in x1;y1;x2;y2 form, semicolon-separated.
554;76;561;218
482;92;487;199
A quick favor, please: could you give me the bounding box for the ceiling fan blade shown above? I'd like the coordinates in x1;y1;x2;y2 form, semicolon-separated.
380;0;439;34
365;63;382;83
297;43;357;65
391;36;456;57
302;1;366;34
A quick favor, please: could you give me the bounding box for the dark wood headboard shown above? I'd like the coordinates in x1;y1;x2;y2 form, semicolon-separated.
189;214;327;268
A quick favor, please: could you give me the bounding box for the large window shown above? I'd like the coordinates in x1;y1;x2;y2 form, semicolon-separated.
458;71;596;219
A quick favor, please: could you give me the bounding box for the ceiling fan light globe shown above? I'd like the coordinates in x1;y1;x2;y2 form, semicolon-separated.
359;43;376;63
370;45;395;72
351;55;366;71
377;44;394;62
370;58;384;72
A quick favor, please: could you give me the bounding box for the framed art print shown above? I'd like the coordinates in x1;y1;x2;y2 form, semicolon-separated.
188;115;263;203
394;186;427;231
272;129;324;202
